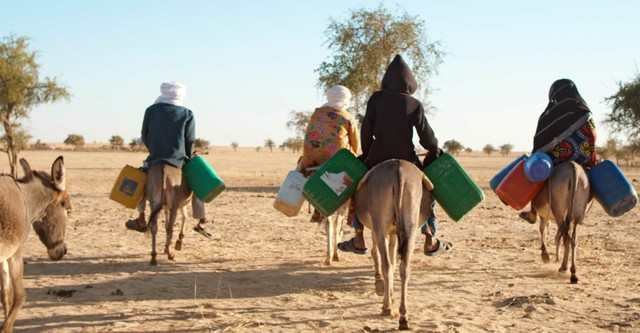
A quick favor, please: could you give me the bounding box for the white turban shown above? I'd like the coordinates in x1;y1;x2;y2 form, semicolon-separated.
322;85;352;111
154;81;187;106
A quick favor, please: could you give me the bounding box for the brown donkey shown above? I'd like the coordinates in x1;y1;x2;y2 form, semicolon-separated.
0;156;70;333
146;163;192;266
531;161;592;284
354;159;433;330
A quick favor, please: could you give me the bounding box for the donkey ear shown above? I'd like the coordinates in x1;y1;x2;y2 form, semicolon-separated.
19;158;34;181
51;156;66;192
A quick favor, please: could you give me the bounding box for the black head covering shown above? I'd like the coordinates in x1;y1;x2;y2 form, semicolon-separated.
381;54;418;95
532;79;591;152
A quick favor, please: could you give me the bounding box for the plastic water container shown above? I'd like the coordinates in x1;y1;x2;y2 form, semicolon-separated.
183;156;226;203
495;159;545;210
302;149;368;216
273;170;308;217
589;160;638;217
489;154;529;192
110;165;147;208
423;153;485;222
524;152;553;182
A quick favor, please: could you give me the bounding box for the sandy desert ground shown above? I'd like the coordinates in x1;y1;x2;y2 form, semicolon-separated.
2;147;639;333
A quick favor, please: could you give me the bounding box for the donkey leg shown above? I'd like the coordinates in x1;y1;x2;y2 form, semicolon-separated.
1;252;25;333
324;216;333;266
165;209;178;261
570;224;579;284
333;213;344;262
388;233;398;300
559;232;570;273
148;207;161;266
370;233;384;297
398;230;417;331
375;233;394;316
175;207;187;251
1;261;10;319
539;218;550;263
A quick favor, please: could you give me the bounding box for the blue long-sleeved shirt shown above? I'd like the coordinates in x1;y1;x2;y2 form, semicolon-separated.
141;103;195;168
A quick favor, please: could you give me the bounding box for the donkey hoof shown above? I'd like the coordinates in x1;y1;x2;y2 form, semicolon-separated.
167;253;176;261
399;317;410;330
541;252;550;263
375;280;385;296
381;308;392;316
175;240;183;251
570;275;578;284
150;258;157;266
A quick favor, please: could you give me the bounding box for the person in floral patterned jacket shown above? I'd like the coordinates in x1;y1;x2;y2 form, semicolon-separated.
296;85;360;222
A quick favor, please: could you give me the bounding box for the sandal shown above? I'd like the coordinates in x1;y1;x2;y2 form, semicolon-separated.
310;209;323;223
193;224;213;239
519;211;537;224
125;218;148;232
424;239;453;257
337;237;368;255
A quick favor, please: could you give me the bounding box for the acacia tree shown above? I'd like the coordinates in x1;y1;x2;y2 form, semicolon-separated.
194;138;210;150
316;4;444;115
109;135;124;149
443;139;463;156
286;110;311;139
264;138;275;152
0;35;70;176
604;71;640;145
483;144;496;156
499;143;514;157
64;134;84;149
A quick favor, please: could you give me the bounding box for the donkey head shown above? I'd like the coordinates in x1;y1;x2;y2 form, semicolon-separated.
32;193;71;260
21;156;70;261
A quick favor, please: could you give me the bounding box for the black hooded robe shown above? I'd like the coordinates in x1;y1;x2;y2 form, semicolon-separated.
360;54;440;169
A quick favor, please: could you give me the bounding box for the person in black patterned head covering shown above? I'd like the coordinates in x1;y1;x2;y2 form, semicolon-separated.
520;78;597;224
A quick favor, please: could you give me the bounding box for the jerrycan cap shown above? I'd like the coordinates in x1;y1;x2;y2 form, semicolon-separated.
524;152;553;182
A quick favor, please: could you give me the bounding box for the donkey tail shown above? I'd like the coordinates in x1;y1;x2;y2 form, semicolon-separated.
394;161;410;262
556;162;577;245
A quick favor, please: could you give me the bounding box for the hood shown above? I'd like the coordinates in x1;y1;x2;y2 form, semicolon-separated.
381;54;418;95
548;78;588;108
533;78;591;152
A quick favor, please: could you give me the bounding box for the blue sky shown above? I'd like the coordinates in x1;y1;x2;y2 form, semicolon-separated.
2;1;638;152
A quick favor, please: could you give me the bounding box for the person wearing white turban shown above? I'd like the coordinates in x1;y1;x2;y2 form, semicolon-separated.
296;85;361;221
125;81;212;239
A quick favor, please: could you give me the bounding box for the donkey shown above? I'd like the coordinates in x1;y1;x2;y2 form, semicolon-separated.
530;161;591;284
322;199;350;266
146;163;192;266
354;159;434;330
0;156;69;333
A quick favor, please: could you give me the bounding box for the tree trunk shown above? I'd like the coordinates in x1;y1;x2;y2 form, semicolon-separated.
1;114;18;178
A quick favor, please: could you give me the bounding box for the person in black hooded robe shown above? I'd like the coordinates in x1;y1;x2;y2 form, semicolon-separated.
519;78;597;223
337;54;453;256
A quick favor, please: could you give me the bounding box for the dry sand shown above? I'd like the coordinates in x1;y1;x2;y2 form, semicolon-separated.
3;148;639;332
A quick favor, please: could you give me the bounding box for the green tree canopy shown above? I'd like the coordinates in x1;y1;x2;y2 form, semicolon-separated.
286;110;311;139
499;143;514;157
0;35;70;176
64;134;84;148
264;138;275;152
443;139;463;156
483;144;496;156
604;71;640;144
194;138;210;150
316;4;444;115
109;135;124;148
